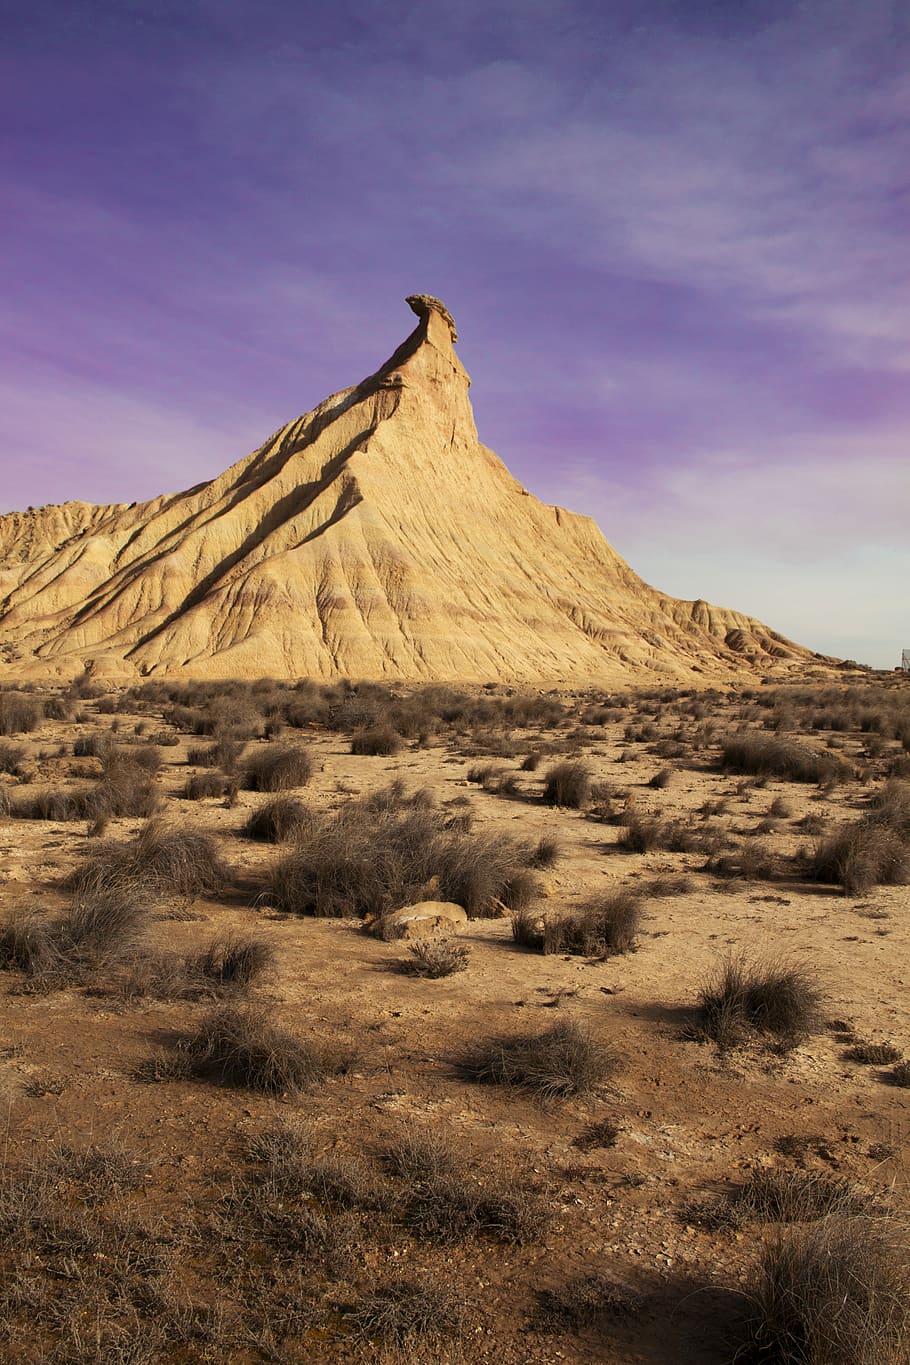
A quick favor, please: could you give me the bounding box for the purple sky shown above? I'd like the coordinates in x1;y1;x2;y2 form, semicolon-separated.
2;0;908;668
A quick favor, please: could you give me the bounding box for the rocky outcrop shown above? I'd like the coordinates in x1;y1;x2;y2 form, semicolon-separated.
0;297;823;683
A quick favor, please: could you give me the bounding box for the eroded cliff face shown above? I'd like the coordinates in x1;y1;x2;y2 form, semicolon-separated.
0;296;820;683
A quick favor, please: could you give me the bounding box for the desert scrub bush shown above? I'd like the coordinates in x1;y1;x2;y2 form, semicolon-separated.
808;821;909;895
706;840;779;881
65;818;229;903
617;809;664;852
346;1275;466;1348
182;771;231;800
189;934;274;989
267;785;539;919
73;732;116;759
243;742;313;792
721;732;851;785
0;742;25;775
0;692;42;735
542;760;591;808
693;1169;878;1231
242;796;314;843
404;938;469;978
180;1004;348;1094
457;1018;618;1098
542;889;642;957
698;955;822;1051
535;1274;640;1329
383;1125;549;1244
736;1216;910;1365
530;835;560;868
843;1041;902;1065
885;1061;910;1087
350;725;403;756
0;887;152;987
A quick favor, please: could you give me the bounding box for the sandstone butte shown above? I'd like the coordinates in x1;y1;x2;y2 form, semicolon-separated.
0;296;825;685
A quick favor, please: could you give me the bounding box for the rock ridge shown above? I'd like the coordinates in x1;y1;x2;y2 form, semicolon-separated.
0;296;823;683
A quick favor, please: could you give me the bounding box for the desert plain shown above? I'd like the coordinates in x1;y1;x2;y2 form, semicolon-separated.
0;670;908;1363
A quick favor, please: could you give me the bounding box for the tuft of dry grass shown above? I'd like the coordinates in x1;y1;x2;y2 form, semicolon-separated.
268;786;539;920
536;1274;640;1329
242;796;314;843
844;1041;902;1065
180;1003;349;1094
244;742;313;792
346;1275;467;1348
457;1018;619;1098
721;732;852;785
698;954;823;1051
350;725;403;756
540;889;642;957
737;1216;910;1364
542;761;591;808
65;818;229;904
404;939;469;978
381;1125;549;1244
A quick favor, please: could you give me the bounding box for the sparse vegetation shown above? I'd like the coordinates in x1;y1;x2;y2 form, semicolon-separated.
404;938;469;977
698;954;823;1050
736;1216;910;1364
721;732;852;785
242;795;314;842
351;725;403;756
267;785;539;919
457;1018;618;1098
180;1003;349;1094
542;760;591;808
534;889;643;957
244;741;313;792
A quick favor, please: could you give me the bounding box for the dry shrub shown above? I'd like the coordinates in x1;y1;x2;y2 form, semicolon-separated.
0;693;42;735
536;1274;640;1329
617;810;664;852
707;840;779;881
350;725;402;756
458;1018;618;1098
346;1275;466;1348
542;761;591;808
404;939;469;978
186;736;245;770
721;732;851;785
885;1061;910;1088
189;934;274;989
810;822;910;895
695;1169;878;1231
182;771;230;800
181;1004;345;1094
0;889;152;988
244;742;313;792
531;835;561;868
242;796;314;843
268;786;539;920
0;742;25;774
738;1216;910;1364
542;889;642;957
65;819;229;903
844;1041;902;1065
382;1126;548;1244
698;955;823;1051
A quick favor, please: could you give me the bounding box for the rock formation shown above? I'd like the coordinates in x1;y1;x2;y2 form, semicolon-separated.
0;296;821;683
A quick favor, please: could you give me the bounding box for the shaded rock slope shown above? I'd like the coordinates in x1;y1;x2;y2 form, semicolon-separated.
0;296;821;683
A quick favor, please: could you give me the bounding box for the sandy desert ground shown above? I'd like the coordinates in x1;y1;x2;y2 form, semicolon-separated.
0;670;908;1363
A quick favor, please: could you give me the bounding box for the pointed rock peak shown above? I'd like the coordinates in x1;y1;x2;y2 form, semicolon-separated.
406;293;458;343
